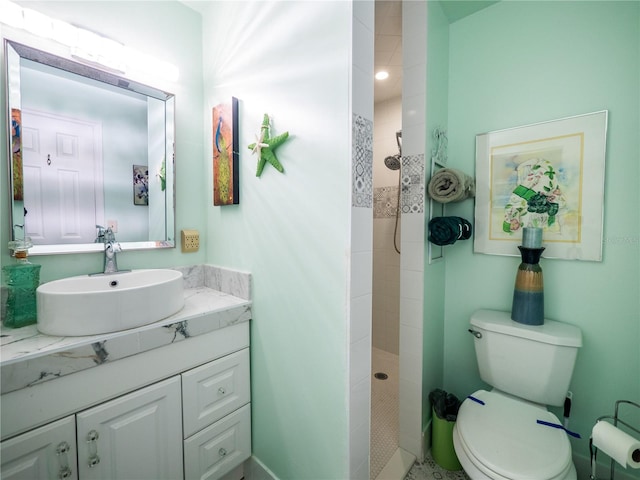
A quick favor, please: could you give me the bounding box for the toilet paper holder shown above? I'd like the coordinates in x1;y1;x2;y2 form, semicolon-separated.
590;399;640;480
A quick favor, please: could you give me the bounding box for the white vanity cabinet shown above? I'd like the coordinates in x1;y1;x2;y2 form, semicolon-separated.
1;349;251;480
0;416;77;480
2;319;252;480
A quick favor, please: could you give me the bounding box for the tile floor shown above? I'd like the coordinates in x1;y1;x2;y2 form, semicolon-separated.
371;347;470;480
404;454;470;480
370;348;400;478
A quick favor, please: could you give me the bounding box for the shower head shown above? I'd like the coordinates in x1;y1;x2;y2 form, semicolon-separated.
384;154;401;171
383;130;402;170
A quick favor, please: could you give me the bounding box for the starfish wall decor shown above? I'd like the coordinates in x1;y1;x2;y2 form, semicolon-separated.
248;114;290;177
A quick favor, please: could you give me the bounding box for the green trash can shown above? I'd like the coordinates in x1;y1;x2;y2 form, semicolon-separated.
431;407;462;470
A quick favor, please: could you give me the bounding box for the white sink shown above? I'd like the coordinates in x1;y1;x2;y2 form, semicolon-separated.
37;269;184;336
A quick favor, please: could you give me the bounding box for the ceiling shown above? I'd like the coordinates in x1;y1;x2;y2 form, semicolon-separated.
374;0;403;103
374;0;499;104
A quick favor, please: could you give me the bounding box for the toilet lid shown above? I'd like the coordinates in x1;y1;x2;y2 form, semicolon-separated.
456;390;572;480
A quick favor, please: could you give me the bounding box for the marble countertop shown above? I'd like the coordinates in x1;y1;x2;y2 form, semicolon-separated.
0;265;252;395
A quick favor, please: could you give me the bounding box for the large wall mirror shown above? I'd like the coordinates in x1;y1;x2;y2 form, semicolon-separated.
5;39;175;255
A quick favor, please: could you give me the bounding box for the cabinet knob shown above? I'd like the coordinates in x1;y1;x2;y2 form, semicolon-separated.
218;448;227;457
56;441;71;455
218;387;226;395
86;430;100;443
58;466;73;479
88;455;101;468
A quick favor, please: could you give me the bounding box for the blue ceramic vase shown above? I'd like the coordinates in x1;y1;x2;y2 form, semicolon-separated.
511;246;544;326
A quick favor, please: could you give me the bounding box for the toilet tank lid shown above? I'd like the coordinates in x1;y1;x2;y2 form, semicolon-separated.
471;310;582;347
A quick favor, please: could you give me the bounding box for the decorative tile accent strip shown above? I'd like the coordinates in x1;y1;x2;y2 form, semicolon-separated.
374;186;399;218
352;114;373;208
401;154;425;214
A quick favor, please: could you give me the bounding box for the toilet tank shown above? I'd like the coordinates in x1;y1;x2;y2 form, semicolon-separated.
470;310;582;406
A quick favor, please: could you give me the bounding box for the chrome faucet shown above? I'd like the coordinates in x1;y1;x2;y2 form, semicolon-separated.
103;227;121;274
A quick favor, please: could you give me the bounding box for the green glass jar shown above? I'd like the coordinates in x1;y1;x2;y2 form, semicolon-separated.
2;250;41;328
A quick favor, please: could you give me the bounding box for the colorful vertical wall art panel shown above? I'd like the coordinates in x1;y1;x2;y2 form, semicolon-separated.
11;108;23;201
213;97;239;205
133;165;149;206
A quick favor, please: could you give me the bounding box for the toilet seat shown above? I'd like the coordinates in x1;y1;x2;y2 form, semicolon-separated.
454;390;573;480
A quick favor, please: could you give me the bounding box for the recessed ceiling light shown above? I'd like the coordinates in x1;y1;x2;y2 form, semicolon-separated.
375;71;389;80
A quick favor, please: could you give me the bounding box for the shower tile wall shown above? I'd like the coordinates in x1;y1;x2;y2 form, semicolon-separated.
373;96;402;355
350;4;375;478
373;187;401;354
399;0;427;459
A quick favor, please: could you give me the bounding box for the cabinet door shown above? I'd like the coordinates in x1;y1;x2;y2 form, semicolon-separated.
0;416;76;480
76;376;183;480
184;404;251;480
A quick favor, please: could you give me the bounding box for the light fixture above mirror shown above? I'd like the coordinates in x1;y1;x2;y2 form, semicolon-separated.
0;0;179;83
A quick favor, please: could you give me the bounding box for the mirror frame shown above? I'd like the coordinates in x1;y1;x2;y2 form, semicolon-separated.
4;39;176;255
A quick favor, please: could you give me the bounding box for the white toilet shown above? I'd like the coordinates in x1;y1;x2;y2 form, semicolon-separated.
453;309;582;480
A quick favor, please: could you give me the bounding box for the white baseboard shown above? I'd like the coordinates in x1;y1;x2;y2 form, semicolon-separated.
220;464;244;480
244;456;279;480
573;451;639;480
375;448;416;480
422;419;432;462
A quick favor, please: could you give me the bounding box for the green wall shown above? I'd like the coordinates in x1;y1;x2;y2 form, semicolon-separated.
422;0;449;431
440;0;639;472
1;3;356;478
199;2;353;478
0;1;206;281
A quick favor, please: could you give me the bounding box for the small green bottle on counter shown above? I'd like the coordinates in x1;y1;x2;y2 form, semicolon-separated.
2;238;41;328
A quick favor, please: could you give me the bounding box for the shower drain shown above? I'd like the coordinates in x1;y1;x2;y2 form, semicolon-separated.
374;372;388;380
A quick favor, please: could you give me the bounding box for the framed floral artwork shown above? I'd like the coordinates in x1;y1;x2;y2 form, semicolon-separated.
474;111;608;261
213;97;239;205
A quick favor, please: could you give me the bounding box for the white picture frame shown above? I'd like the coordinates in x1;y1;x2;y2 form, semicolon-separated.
474;111;608;261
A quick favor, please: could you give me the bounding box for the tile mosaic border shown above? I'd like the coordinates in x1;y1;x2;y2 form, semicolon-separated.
352;114;373;208
401;154;425;214
374;186;400;219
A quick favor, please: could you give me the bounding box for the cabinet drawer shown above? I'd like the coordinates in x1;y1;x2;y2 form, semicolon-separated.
182;349;250;438
184;404;251;480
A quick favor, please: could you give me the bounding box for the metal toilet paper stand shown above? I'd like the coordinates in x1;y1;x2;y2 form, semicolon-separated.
589;400;640;480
